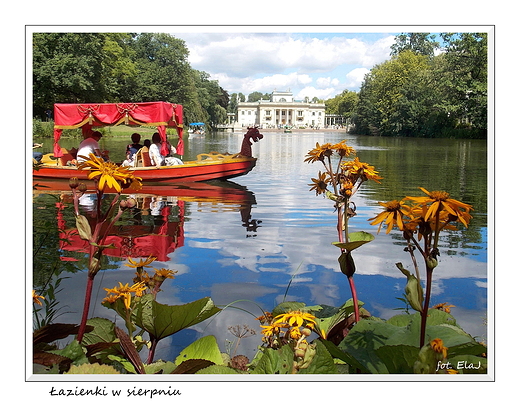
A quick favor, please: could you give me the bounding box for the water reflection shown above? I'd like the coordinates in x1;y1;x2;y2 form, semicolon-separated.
32;131;489;361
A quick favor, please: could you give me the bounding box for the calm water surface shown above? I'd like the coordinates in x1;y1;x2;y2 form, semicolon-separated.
32;131;489;361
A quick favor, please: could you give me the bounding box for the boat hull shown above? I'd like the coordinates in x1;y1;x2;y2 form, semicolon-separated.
33;157;257;182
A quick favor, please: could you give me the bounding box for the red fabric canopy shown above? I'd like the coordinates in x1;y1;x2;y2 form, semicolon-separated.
52;102;184;157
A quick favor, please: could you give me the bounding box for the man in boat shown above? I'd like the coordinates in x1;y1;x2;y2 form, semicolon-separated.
77;131;108;163
122;133;143;166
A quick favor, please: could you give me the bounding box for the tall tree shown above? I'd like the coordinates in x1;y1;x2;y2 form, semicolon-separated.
32;33;136;117
390;33;439;57
437;33;488;131
354;50;431;136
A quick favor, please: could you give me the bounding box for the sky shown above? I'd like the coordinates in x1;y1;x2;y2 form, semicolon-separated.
170;30;399;101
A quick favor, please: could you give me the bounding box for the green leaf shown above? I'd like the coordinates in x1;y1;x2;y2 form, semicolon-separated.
65;362;120;374
336;312;486;374
174;335;224;366
49;340;88;366
272;301;306;316
332;231;375;251
297;340;338;374
196;365;244;374
251;346;294;374
75;214;92;241
81;318;117;345
145;360;179;374
133;295;221;341
338;251;356;277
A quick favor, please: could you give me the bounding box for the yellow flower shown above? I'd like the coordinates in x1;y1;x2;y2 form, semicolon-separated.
406;187;473;227
304;142;334;163
153;268;178;280
430;338;448;359
273;310;316;328
369;200;409;234
332;141;356;157
102;294;119;304
288;326;303;339
342;157;383;183
104;281;147;299
103;281;147;309
77;153;142;192
308;171;330;196
260;323;282;337
125;255;156;269
33;290;44;306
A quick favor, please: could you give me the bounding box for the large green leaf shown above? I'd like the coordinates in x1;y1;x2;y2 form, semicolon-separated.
251;346;294;374
174;335;224;366
132;295;221;340
297;340;338;374
337;312;486;374
81;318;117;345
332;231;375;251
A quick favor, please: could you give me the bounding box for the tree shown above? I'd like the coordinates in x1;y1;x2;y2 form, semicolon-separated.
436;33;487;132
355;50;431;136
390;33;439;58
32;33;136;118
247;91;267;102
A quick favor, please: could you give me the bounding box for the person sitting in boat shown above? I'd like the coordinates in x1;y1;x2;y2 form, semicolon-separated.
149;132;183;167
77;131;108;163
122;133;143;166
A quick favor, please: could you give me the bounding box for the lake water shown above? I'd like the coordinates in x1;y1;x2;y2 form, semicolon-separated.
32;130;489;362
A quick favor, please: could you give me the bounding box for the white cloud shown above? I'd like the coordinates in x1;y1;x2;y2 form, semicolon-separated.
345;67;370;89
174;32;396;98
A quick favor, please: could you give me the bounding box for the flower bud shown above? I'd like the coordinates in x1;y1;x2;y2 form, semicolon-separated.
77;183;88;193
301;328;312;337
69;177;79;189
126;197;137;208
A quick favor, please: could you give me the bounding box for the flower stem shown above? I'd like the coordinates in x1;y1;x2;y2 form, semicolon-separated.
77;274;95;343
348;276;360;323
147;336;159;364
420;267;434;348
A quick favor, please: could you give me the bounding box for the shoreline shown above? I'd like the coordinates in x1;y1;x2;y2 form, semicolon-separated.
231;126;348;133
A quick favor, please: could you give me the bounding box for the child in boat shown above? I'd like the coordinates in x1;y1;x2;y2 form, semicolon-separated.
122;133;143;166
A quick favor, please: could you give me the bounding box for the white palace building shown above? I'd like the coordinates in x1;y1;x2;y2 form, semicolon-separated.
236;90;326;129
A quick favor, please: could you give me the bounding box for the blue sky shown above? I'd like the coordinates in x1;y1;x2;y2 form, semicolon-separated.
171;29;399;100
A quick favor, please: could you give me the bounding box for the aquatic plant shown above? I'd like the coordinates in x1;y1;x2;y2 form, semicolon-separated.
70;154;143;342
369;187;473;347
306;141;379;324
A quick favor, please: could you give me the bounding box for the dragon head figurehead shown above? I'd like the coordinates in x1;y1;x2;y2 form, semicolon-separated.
239;127;264;157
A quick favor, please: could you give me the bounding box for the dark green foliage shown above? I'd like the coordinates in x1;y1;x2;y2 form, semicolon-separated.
352;33;487;139
32;32;229;127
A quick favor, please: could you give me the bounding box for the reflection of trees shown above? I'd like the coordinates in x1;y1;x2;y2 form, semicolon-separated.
353;137;487;245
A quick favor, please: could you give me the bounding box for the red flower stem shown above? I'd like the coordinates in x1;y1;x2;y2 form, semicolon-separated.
147;337;159;364
77;273;95;343
348;276;360;323
420;267;433;348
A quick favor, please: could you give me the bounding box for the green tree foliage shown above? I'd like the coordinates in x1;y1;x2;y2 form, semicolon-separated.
33;33;137;117
325;90;359;118
390;32;440;57
32;32;231;126
351;32;487;138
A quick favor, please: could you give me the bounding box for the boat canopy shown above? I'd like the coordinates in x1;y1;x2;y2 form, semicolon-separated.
52;101;184;157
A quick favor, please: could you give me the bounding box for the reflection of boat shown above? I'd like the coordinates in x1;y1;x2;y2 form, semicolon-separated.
33;102;262;182
36;180;259;261
33;179;256;206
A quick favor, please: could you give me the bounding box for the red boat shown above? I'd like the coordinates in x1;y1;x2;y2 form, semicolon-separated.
33;101;263;182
